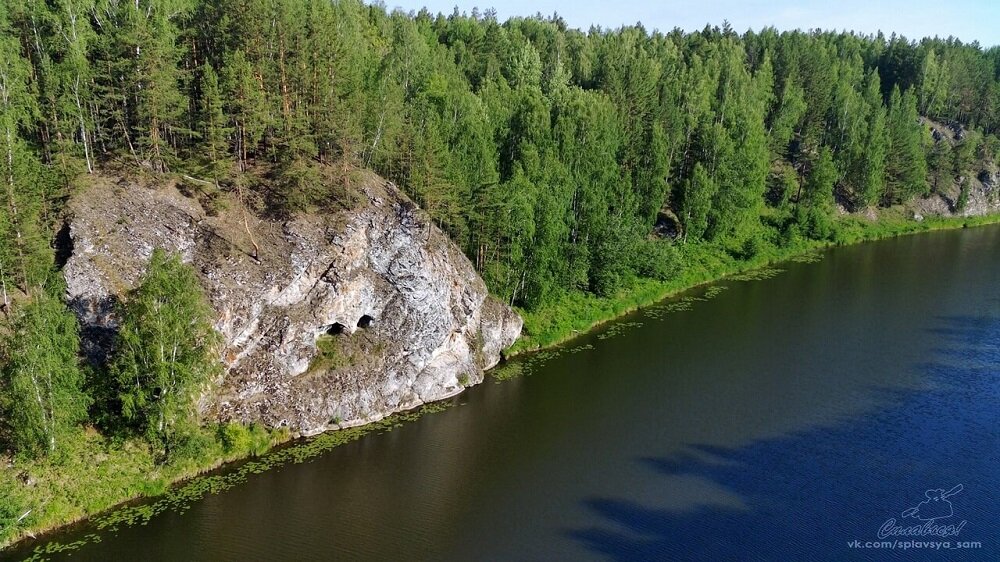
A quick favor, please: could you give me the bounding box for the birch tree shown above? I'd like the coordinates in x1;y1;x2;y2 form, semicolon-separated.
1;291;89;458
110;249;218;459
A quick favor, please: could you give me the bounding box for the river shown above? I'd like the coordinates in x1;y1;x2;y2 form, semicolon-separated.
8;225;1000;561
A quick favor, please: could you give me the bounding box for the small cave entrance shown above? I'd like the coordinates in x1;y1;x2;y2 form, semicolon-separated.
54;221;73;269
651;207;682;240
356;314;374;329
324;322;348;336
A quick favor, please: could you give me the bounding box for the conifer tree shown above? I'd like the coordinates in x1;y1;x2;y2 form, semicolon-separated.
858;71;889;208
0;15;51;298
885;86;929;203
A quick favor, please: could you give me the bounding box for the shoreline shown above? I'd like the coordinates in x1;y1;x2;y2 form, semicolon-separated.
5;210;1000;556
507;212;1000;356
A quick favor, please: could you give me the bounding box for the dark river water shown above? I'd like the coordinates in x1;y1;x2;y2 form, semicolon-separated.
8;225;1000;561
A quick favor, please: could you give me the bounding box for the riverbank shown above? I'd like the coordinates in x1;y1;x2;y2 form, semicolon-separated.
0;423;285;553
4;208;1000;555
509;210;1000;354
2;403;456;558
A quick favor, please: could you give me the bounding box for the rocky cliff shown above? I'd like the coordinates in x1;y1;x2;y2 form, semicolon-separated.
914;117;1000;218
62;172;522;436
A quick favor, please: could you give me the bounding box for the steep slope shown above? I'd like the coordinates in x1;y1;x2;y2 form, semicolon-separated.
62;171;522;436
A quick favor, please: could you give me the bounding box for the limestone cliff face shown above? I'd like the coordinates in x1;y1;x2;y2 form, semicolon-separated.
63;173;521;436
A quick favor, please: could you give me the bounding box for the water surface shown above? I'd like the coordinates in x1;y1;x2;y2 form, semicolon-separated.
9;225;1000;561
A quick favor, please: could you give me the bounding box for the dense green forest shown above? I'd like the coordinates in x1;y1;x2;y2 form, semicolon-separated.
2;0;1000;314
1;0;1000;535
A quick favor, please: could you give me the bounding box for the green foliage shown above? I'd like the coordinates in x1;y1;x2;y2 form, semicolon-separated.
952;130;981;178
634;239;680;281
109;249;219;460
803;147;838;211
885;87;929;203
956;176;971;212
513;210;1000;354
682;162;717;240
216;423;271;456
1;292;89;458
767;163;799;209
276;158;331;212
0;418;288;549
0;13;57;299
308;333;359;373
4;1;1000;313
199;62;232;185
798;147;838;240
929;138;953;192
858;72;890;209
769;80;806;156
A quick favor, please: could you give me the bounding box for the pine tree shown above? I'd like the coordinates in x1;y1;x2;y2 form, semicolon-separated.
222;49;268;173
858;71;888;208
1;1;1000;320
51;0;98;174
0;16;51;299
769;79;806;157
885;86;928;203
199;62;231;186
928;138;953;193
132;0;191;172
918;50;950;119
799;147;837;239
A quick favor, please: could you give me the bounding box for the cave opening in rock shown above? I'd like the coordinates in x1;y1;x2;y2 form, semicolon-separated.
324;322;347;336
54;221;73;269
357;314;374;329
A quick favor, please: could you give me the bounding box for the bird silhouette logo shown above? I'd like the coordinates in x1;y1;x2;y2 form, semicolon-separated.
901;484;963;521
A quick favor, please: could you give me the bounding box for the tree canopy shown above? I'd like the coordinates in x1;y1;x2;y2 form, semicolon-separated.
1;3;999;310
110;249;219;460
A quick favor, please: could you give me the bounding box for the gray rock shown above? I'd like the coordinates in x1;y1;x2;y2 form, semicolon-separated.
63;174;522;436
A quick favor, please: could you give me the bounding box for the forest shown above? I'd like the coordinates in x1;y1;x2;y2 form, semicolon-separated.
1;0;1000;536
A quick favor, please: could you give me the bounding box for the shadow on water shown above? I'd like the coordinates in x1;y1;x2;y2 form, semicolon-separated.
567;315;1000;561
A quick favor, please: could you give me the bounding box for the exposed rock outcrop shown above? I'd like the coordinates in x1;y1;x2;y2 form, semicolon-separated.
918;116;1000;217
63;172;521;436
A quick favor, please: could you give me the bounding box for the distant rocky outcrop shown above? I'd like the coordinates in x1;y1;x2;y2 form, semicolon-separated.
915;116;1000;217
62;172;521;436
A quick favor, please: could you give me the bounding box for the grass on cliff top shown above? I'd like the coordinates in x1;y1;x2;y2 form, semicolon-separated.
509;211;1000;354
